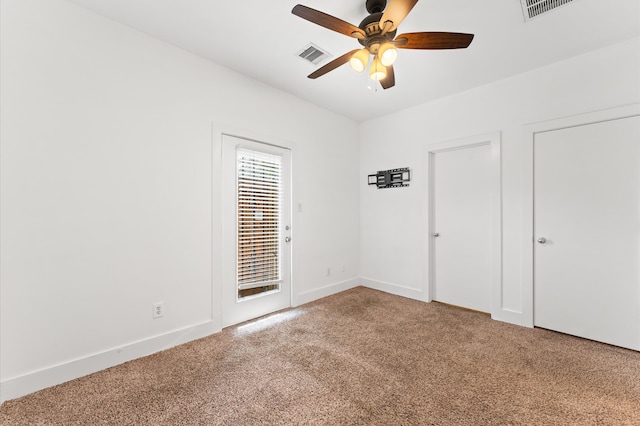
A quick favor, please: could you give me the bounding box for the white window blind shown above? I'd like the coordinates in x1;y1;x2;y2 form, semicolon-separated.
236;147;283;292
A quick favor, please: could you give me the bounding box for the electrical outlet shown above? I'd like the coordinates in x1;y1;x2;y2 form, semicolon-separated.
153;302;165;319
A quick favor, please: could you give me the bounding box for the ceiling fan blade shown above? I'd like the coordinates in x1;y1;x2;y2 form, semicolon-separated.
292;5;366;39
379;0;419;32
395;32;474;49
308;49;360;79
380;65;395;89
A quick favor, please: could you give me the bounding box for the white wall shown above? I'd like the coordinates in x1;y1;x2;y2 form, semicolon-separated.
360;37;640;324
0;0;360;401
3;0;638;405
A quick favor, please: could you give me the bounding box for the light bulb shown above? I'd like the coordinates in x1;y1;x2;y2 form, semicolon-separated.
369;57;387;81
349;49;370;73
379;43;398;67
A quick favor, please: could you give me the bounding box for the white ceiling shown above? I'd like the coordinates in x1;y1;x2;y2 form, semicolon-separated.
67;0;639;122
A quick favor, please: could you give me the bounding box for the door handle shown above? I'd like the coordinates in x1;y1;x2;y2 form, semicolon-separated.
537;237;547;244
285;236;291;243
433;233;440;238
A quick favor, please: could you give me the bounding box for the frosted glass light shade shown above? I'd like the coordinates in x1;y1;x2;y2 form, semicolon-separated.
349;49;370;72
379;43;398;66
369;57;386;81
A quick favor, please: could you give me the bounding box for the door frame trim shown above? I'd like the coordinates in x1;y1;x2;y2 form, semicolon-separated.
425;131;502;318
212;124;296;331
521;103;640;328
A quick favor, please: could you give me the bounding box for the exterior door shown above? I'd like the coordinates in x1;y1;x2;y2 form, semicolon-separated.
534;115;640;350
221;135;291;327
431;143;493;313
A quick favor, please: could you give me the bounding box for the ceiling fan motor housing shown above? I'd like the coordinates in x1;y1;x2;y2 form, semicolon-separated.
358;12;397;52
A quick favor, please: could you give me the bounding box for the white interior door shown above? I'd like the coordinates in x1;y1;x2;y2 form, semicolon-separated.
221;135;291;327
534;115;640;350
432;143;493;313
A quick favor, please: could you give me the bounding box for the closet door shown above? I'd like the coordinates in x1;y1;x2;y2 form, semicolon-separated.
534;115;640;350
432;143;493;313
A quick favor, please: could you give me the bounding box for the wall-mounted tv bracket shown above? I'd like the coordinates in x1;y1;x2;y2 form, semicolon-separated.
368;168;410;189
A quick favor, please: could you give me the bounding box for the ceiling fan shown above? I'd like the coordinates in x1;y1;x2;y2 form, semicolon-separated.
292;0;474;89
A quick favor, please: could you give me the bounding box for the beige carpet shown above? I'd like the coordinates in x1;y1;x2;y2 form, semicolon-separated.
1;287;639;425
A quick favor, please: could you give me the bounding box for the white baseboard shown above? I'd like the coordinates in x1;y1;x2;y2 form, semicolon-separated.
1;279;528;403
294;278;360;306
360;277;429;302
0;320;219;403
361;277;533;329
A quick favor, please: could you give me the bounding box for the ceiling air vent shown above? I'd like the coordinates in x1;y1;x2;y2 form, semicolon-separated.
296;43;332;65
520;0;576;21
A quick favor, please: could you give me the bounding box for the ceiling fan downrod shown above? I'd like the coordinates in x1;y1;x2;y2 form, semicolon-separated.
366;0;387;14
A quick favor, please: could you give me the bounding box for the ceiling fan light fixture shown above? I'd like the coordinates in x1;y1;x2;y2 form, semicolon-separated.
369;56;386;81
349;49;370;72
378;42;398;66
